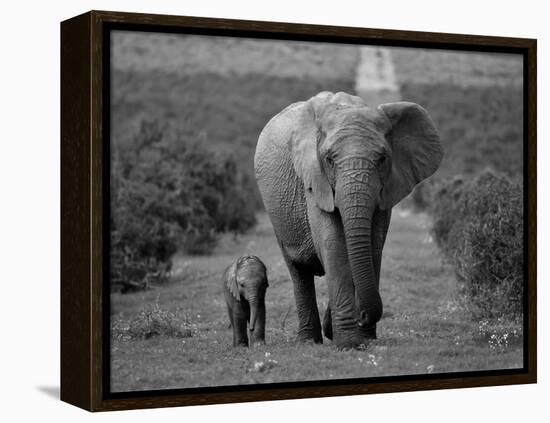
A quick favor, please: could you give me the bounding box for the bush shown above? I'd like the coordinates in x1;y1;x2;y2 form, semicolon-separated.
409;178;445;212
430;170;523;319
111;120;257;291
111;304;196;340
430;175;466;248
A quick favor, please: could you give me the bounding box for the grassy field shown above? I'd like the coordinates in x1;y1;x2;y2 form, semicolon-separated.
390;48;523;87
112;32;359;78
109;37;524;392
110;210;523;392
111;32;358;149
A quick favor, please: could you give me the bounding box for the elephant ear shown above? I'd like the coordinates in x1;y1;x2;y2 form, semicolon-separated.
225;261;240;301
378;102;443;209
291;101;334;212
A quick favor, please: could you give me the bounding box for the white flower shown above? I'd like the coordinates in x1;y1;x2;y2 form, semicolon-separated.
253;361;265;372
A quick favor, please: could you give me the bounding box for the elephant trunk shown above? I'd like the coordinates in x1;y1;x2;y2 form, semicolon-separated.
338;164;383;330
248;294;259;332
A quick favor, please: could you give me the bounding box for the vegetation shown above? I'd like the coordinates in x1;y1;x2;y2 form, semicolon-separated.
109;212;523;391
401;82;524;321
401;83;523;179
112;71;356;208
110;55;356;293
391;49;523;88
107;38;524;389
112;302;196;340
429;171;523;319
110;121;257;292
110;35;357;294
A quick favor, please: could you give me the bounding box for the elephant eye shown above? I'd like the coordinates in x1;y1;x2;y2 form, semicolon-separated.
326;156;334;167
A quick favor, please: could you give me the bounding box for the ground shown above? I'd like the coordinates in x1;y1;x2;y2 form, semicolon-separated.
110;209;523;392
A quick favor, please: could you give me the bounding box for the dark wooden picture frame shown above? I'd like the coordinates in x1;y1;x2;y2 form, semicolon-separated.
61;10;537;412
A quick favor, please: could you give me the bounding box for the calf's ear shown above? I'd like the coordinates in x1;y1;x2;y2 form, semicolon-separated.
225;261;240;301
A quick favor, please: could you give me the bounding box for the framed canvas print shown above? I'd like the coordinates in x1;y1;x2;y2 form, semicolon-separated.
60;10;537;411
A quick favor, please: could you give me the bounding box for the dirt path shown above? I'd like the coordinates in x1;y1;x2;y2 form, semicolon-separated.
110;210;523;392
355;46;401;105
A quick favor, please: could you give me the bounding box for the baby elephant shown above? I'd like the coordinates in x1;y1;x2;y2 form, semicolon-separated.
223;255;268;347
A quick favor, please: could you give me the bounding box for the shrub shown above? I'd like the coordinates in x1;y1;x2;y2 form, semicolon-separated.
111;120;257;291
431;170;523;319
111;304;196;340
409;178;445;212
430;175;466;249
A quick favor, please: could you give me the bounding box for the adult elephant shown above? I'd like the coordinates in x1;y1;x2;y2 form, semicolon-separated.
254;91;442;349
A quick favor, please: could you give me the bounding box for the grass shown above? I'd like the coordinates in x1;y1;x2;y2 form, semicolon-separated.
111;33;359;159
112;32;359;80
109;37;524;392
112;70;355;150
110;210;523;392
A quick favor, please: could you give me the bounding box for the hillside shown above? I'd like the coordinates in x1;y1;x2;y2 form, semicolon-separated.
111;32;360;147
112;32;359;78
111;33;360;208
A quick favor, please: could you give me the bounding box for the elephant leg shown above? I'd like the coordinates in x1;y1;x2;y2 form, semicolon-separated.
308;207;357;346
284;257;322;344
324;209;392;341
227;304;233;330
232;307;249;347
324;255;359;347
250;303;266;345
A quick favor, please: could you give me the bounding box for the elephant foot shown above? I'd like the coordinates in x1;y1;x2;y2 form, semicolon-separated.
250;338;266;347
358;324;377;340
296;329;323;344
233;338;249;348
333;335;373;350
333;325;377;350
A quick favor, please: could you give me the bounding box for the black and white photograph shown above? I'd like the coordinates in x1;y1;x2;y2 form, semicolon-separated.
4;0;549;419
108;29;525;393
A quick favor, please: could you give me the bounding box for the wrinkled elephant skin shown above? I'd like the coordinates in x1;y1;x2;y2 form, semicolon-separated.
254;91;442;348
223;255;269;347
